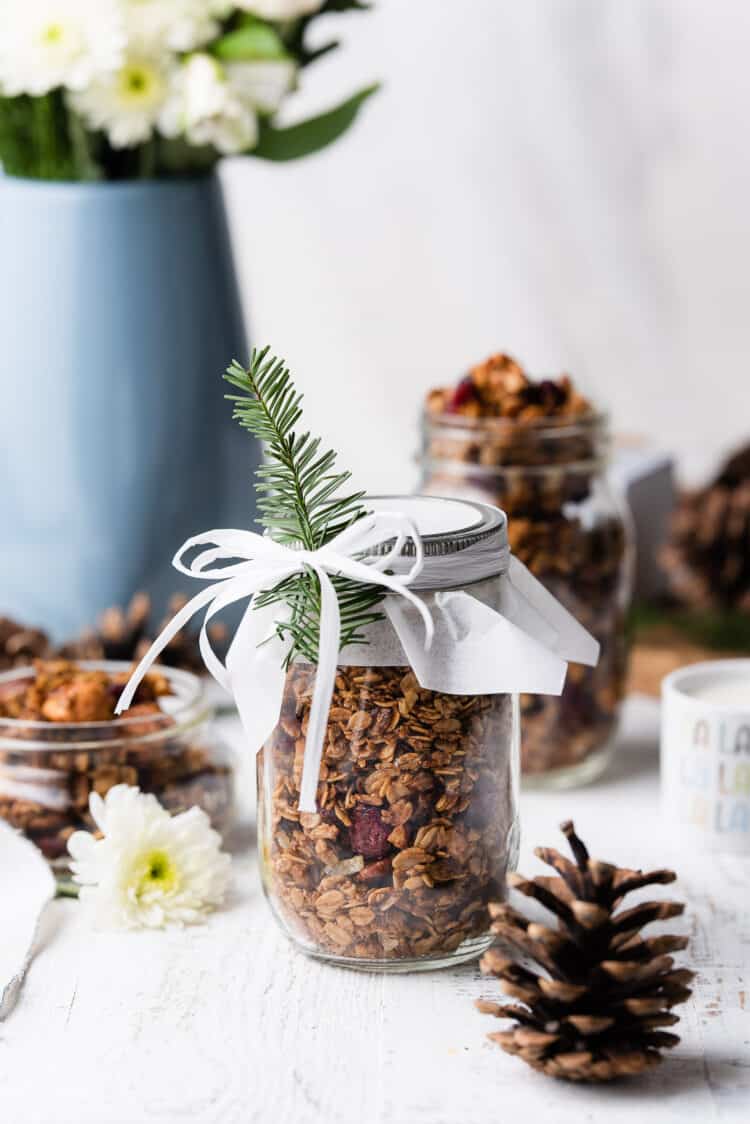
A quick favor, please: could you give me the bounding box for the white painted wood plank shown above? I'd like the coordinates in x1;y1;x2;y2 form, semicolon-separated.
0;698;747;1124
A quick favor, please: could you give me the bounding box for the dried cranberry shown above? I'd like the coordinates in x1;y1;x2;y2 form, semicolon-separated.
447;375;477;413
537;379;565;408
32;834;67;860
349;806;391;859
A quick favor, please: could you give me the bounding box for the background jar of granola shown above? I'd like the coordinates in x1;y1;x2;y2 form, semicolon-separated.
257;498;521;972
0;661;235;866
419;359;633;787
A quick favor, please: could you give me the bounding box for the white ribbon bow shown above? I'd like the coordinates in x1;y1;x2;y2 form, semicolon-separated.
116;513;434;812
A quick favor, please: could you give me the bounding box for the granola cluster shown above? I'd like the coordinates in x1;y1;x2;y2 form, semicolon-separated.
260;664;515;963
0;616;50;670
0;661;233;862
423;355;628;778
426;353;591;422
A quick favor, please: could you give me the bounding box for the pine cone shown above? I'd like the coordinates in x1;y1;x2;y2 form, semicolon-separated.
477;821;693;1082
149;594;229;673
661;442;750;611
58;593;228;673
57;592;152;663
0;616;51;670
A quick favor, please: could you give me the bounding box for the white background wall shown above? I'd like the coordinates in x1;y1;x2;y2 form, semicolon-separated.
222;0;750;494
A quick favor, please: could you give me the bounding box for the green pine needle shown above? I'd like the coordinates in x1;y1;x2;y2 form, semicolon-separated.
224;347;385;664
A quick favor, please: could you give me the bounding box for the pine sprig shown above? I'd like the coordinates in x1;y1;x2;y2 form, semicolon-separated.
224;347;385;663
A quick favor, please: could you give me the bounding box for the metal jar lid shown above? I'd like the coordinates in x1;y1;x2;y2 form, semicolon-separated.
365;495;509;590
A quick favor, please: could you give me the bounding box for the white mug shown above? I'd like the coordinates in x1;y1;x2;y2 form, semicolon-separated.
661;660;750;854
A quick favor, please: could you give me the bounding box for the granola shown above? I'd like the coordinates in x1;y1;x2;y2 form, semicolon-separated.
259;664;516;963
422;354;630;779
0;661;233;862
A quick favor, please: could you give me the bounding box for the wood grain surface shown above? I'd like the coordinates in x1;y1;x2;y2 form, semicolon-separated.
1;698;747;1124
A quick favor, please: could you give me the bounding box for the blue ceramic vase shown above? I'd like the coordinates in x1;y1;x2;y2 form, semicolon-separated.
0;174;254;639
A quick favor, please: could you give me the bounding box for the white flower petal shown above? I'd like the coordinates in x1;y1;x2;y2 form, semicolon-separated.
124;0;232;53
70;50;173;149
68;785;231;930
159;53;259;156
87;789;108;832
236;0;324;20
226;60;296;115
0;0;124;97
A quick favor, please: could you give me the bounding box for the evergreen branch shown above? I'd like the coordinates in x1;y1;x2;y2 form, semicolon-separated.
224;347;385;663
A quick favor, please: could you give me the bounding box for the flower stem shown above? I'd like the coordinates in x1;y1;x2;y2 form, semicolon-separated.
138;136;157;180
55;880;80;900
66;104;101;182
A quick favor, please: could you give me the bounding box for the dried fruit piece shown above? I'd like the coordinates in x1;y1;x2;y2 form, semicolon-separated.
447;375;477;413
349;805;392;860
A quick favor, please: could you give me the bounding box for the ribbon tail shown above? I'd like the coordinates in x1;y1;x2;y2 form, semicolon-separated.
298;567;341;814
226;600;289;764
194;571;296;690
114;583;226;714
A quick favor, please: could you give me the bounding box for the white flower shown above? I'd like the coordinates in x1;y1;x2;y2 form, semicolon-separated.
159;53;259;156
236;0;324;20
68;785;231;930
225;59;296;116
70;50;173;148
0;0;124;97
124;0;232;53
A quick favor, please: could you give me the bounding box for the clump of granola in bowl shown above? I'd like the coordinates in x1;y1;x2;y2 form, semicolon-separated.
0;660;234;865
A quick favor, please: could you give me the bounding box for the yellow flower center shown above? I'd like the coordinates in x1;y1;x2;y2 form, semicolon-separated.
117;63;165;107
136;849;178;897
41;23;64;44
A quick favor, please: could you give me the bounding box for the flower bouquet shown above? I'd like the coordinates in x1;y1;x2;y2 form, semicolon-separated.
0;0;376;179
0;2;378;638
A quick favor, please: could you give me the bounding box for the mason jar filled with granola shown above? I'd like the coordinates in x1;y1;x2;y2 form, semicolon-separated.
420;355;633;787
255;496;596;970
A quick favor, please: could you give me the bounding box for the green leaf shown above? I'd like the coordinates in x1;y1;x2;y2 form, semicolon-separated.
321;1;371;11
155;135;218;175
252;83;378;161
301;39;341;66
214;20;289;62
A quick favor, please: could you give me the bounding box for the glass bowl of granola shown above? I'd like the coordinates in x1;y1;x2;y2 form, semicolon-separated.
0;660;235;866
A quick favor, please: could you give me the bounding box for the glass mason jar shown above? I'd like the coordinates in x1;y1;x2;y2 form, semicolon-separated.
0;661;235;866
419;410;633;786
257;499;521;972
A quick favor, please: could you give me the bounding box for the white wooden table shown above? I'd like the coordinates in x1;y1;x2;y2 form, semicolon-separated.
1;698;748;1124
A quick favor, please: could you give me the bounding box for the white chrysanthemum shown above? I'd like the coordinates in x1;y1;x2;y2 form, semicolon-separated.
124;0;232;53
0;0;124;97
70;50;173;148
68;785;231;930
160;53;258;156
236;0;324;20
225;59;296;115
